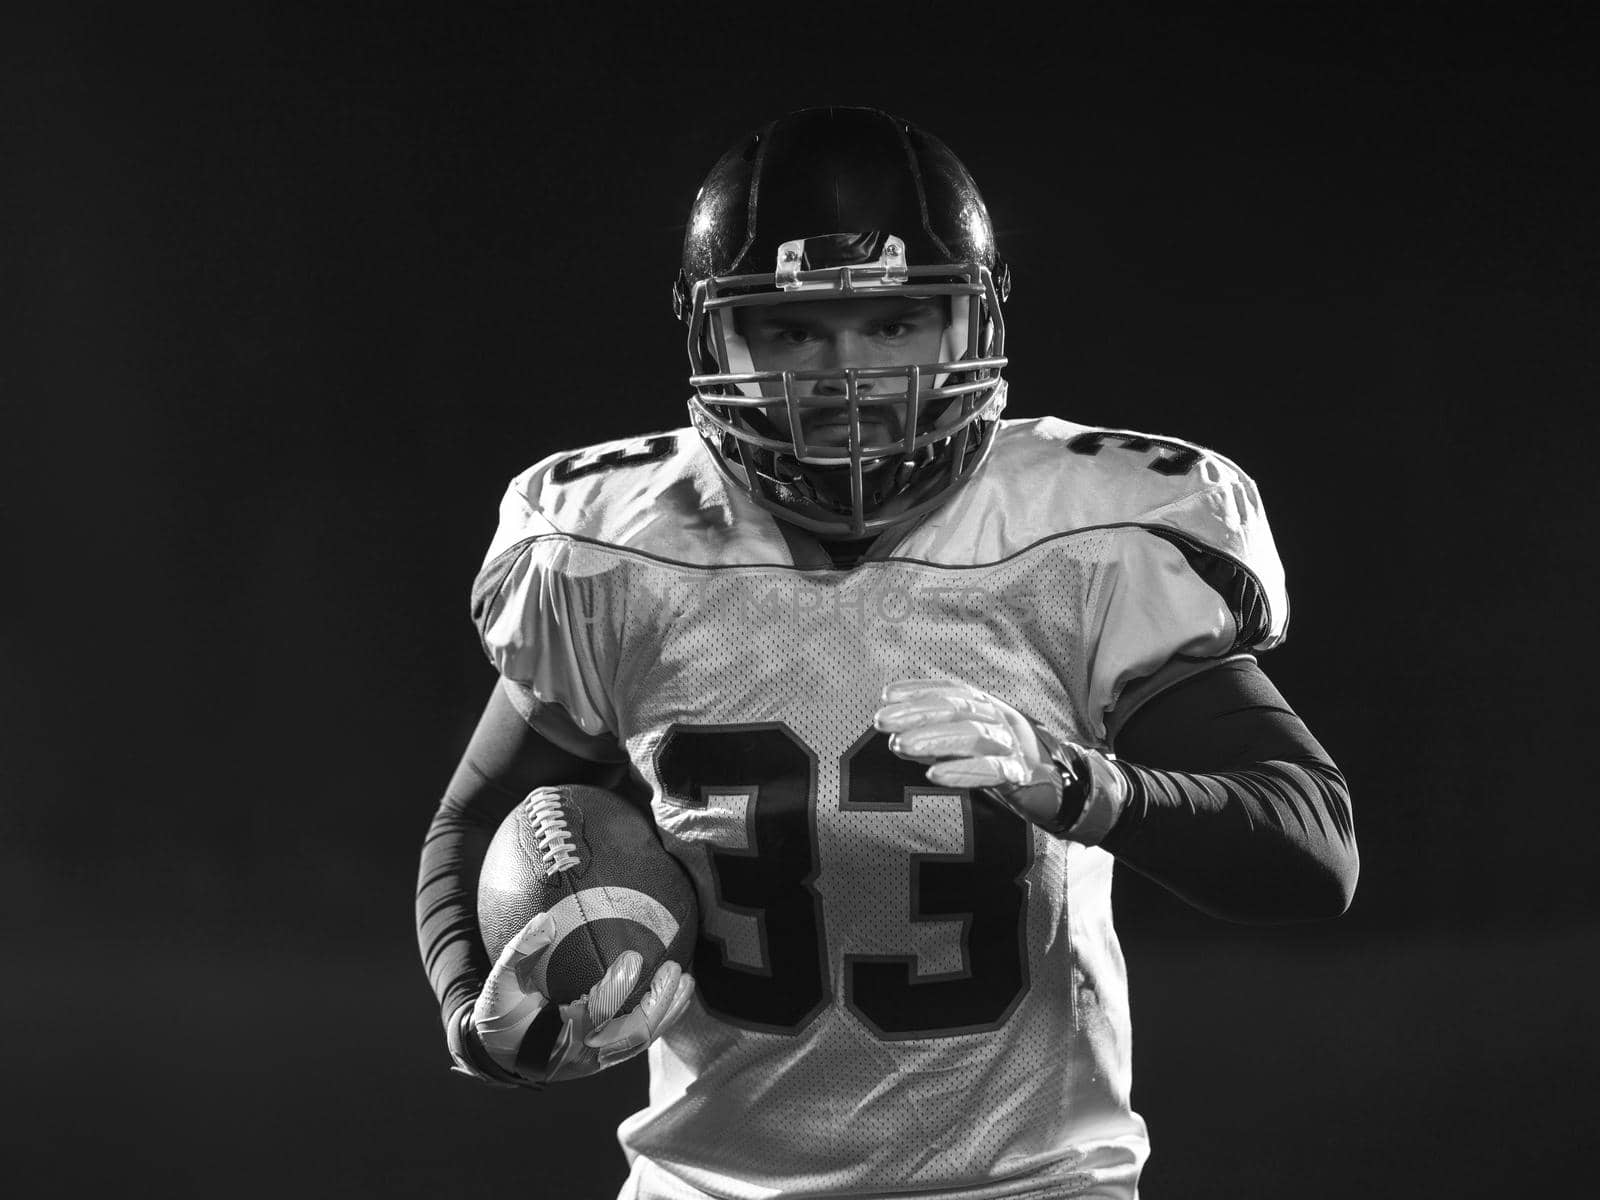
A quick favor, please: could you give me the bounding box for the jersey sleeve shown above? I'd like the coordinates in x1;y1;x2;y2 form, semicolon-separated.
1082;455;1289;744
469;470;625;762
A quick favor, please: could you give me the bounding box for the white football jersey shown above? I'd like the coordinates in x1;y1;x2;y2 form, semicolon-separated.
473;417;1288;1200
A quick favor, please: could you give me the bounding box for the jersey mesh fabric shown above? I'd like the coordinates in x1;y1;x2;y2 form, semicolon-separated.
565;537;1142;1198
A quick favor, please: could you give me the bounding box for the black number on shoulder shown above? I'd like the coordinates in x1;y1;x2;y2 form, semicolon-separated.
551;434;675;483
1067;430;1200;476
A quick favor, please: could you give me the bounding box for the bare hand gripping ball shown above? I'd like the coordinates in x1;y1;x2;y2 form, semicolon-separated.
477;784;698;1013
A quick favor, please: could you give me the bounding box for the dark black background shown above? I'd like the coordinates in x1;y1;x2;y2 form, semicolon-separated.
6;3;1597;1196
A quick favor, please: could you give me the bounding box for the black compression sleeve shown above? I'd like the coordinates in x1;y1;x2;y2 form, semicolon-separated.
414;685;624;1030
1103;657;1358;923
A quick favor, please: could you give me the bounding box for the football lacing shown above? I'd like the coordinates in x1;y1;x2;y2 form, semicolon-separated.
523;790;580;874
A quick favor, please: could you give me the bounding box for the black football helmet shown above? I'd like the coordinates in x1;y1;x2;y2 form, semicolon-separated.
674;106;1011;539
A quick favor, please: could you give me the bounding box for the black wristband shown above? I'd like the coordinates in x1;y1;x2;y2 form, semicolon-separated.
1031;724;1093;839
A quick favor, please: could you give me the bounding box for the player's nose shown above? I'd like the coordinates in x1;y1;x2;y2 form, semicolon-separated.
812;334;880;396
813;374;874;397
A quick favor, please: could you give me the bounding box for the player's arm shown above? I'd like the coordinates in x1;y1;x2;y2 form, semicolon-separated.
415;681;690;1087
875;658;1357;923
1100;655;1356;922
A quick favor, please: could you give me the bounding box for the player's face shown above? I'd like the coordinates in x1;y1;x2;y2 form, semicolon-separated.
735;296;950;448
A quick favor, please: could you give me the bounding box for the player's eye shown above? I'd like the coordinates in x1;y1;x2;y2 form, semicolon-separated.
768;327;816;346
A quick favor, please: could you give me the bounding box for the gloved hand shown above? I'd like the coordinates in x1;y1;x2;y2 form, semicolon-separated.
873;678;1127;841
452;910;695;1088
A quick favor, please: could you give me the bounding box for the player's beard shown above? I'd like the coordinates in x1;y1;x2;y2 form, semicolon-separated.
785;388;981;525
790;403;905;515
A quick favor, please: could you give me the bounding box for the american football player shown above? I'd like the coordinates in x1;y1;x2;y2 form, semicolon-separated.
416;106;1357;1199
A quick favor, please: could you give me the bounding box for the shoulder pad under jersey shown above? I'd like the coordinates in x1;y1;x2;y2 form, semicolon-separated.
472;427;791;745
470;430;700;749
915;417;1289;648
480;427;777;566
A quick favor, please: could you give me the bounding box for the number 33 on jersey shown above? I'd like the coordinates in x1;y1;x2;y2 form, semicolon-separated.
471;416;1287;1197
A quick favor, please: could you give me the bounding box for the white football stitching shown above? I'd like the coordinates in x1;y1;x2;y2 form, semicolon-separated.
528;887;682;999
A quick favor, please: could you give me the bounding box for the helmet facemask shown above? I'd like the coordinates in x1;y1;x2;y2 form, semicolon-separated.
686;232;1008;539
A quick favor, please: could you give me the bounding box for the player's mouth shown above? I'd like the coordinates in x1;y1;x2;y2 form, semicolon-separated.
801;413;901;449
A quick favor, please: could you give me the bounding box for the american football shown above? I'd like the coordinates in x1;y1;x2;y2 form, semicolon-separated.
477;784;698;1012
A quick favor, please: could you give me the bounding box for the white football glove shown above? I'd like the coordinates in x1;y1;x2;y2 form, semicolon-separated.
454;910;695;1088
873;679;1128;842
